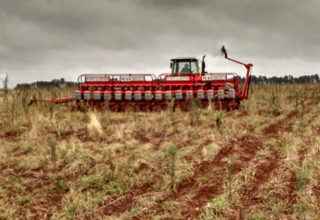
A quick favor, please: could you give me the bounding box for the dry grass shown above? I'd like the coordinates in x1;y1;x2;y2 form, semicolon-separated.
0;84;320;219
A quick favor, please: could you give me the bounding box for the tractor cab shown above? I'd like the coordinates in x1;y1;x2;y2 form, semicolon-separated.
170;56;206;75
170;58;200;75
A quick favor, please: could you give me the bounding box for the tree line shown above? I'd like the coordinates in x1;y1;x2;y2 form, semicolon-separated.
14;74;320;89
241;74;320;84
15;78;77;89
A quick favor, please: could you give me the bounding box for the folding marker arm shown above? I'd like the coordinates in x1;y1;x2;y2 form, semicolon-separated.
28;97;74;106
221;46;253;99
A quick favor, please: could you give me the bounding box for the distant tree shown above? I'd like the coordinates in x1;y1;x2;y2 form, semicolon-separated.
1;74;8;90
60;78;65;87
15;78;77;89
244;74;320;84
1;74;9;102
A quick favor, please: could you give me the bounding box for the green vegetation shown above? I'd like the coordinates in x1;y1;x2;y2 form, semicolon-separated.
0;84;320;219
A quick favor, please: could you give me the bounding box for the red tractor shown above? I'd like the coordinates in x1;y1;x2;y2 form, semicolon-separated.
29;46;253;111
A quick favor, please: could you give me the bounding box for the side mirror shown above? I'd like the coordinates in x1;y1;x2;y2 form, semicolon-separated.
170;62;173;69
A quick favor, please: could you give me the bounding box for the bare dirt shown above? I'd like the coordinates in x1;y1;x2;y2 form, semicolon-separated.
162;135;263;219
105;111;302;219
237;111;299;215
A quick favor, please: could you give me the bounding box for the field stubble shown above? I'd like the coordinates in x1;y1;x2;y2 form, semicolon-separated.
0;84;320;219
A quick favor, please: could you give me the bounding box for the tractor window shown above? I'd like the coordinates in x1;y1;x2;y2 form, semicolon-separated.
179;62;191;73
172;60;199;74
172;62;178;73
190;61;199;73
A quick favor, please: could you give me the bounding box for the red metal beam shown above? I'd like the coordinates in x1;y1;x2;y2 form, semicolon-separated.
28;97;74;106
221;46;253;99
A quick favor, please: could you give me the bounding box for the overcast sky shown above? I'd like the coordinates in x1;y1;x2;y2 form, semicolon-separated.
0;0;319;86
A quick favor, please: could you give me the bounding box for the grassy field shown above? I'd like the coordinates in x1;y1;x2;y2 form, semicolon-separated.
0;84;320;219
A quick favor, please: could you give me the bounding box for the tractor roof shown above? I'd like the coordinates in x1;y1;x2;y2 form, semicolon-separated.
170;57;198;62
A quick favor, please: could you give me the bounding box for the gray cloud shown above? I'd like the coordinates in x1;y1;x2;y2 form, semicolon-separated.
0;0;319;86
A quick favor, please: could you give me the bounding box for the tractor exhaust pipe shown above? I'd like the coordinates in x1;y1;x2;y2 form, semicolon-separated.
201;55;206;74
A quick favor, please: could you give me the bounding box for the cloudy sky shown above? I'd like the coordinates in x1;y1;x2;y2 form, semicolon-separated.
0;0;319;86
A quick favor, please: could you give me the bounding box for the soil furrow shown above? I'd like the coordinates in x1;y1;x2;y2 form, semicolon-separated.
237;111;299;214
168;136;263;219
